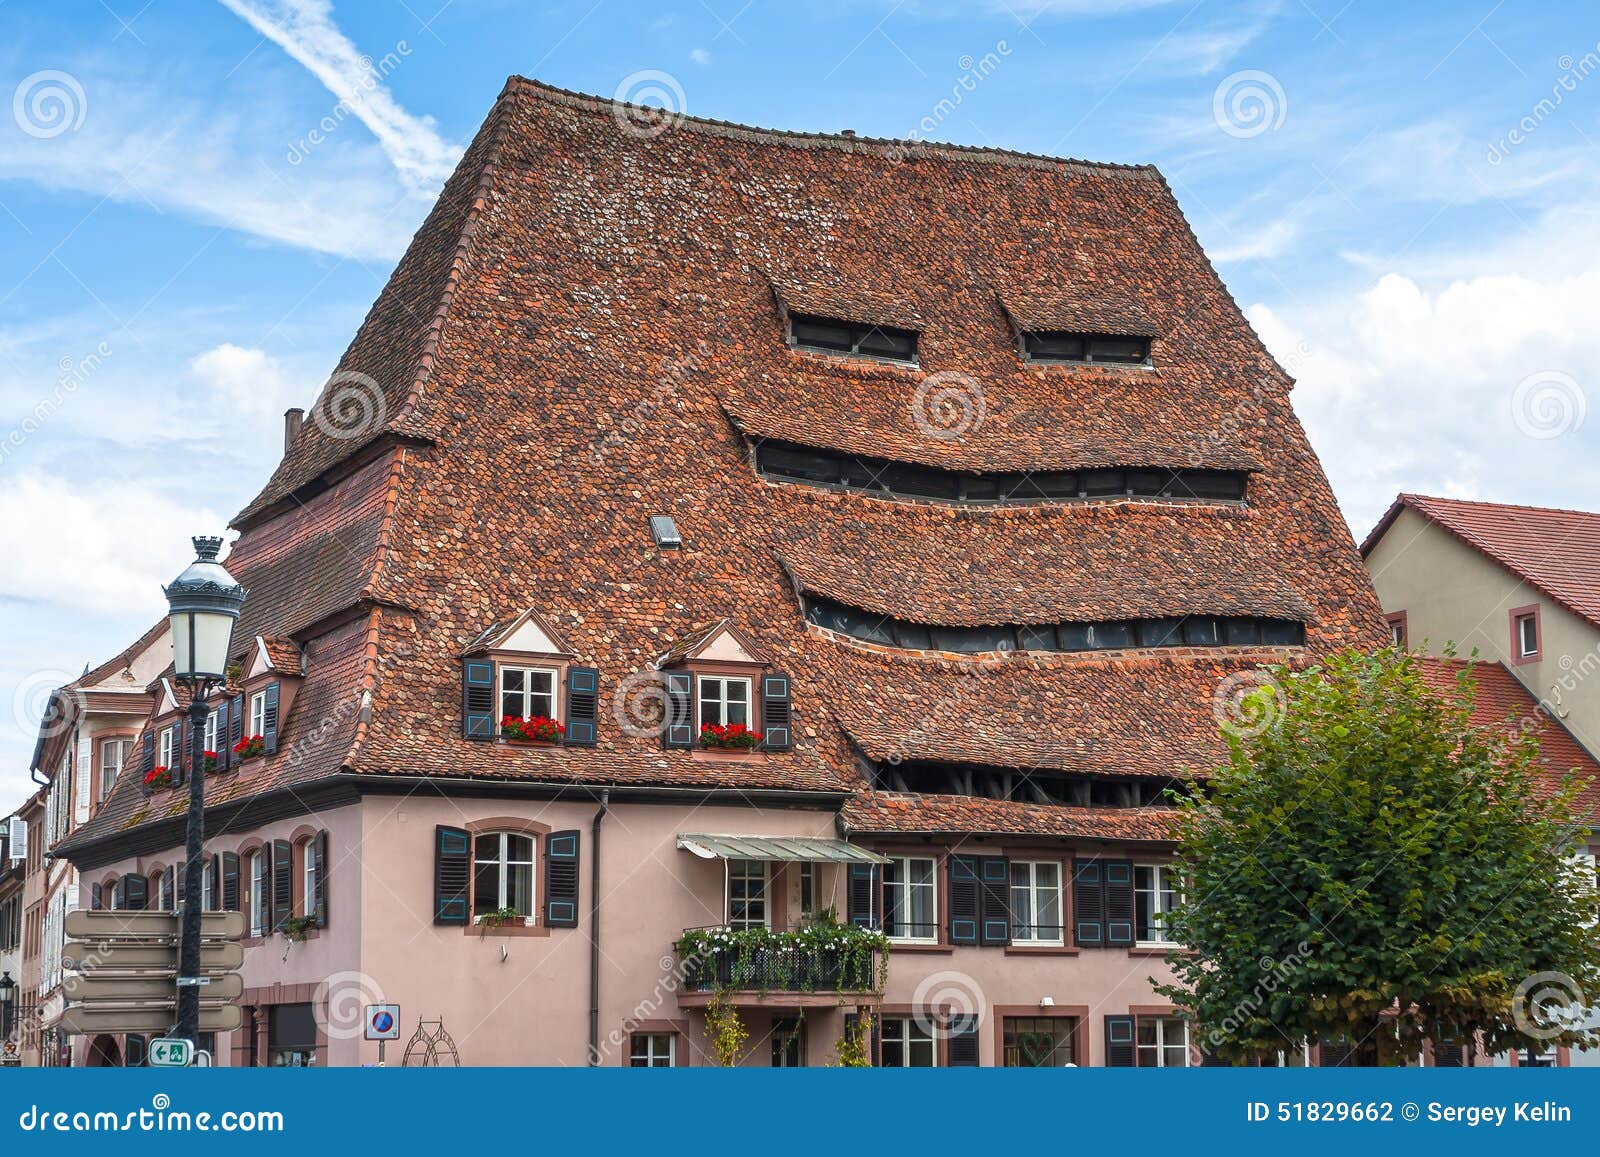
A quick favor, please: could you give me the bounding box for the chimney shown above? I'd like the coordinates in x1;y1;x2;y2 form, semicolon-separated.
283;407;304;453
840;129;857;137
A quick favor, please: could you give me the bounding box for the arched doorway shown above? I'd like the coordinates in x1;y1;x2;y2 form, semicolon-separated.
86;1035;122;1067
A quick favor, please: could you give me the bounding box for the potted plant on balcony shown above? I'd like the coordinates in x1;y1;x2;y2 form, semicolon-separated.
233;734;265;760
698;722;762;752
501;715;564;744
143;765;173;790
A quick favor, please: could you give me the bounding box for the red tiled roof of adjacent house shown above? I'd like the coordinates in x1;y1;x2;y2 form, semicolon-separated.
1418;656;1600;820
60;77;1384;856
257;636;302;673
1363;494;1600;631
842;792;1177;843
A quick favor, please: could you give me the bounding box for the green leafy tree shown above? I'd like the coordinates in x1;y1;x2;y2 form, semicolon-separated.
1159;648;1600;1065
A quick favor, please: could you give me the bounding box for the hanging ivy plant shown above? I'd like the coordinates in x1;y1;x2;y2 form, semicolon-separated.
704;991;748;1067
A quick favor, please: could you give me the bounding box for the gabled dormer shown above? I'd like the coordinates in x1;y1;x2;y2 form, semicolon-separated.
459;608;598;747
656;619;792;754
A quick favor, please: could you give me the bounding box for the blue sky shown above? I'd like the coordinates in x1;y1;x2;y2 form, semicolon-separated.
1;0;1597;803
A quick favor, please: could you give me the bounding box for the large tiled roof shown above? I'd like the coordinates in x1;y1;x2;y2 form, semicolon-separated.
1363;494;1600;631
842;792;1177;843
60;77;1383;857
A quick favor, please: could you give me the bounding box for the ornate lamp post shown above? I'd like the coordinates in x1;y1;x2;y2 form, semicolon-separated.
163;536;246;1046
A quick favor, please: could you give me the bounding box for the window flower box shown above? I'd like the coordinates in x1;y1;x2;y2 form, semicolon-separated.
698;723;763;750
202;750;222;775
501;715;564;744
233;735;265;760
144;766;173;790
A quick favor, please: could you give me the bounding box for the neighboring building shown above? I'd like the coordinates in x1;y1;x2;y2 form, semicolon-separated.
1363;494;1600;759
55;78;1383;1067
0;809;25;1065
15;789;44;1065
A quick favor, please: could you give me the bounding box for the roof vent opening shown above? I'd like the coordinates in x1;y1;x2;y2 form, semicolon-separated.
649;514;682;550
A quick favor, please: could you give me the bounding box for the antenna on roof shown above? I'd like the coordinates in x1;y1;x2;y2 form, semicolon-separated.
648;515;682;550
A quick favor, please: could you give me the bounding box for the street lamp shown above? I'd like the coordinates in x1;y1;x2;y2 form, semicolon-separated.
0;971;15;1042
163;536;246;1047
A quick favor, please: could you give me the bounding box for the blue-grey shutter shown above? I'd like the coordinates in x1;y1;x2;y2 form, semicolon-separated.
1073;860;1105;946
433;825;471;925
663;670;695;748
947;1014;980;1066
271;839;292;931
980;856;1011;945
123;873;148;911
1105;860;1135;946
212;699;229;766
462;660;495;740
313;830;329;928
948;856;980;944
261;682;281;754
171;723;186;785
846;863;879;929
760;673;792;751
222;852;240;912
563;668;599;746
544;830;580;927
228;694;244;766
91;882;103;910
141;730;155;778
163;865;175;911
1105;1015;1136;1066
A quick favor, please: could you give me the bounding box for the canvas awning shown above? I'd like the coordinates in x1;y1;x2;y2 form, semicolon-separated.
676;834;889;864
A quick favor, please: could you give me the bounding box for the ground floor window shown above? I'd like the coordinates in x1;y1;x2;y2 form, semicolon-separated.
771;1017;805;1067
268;1003;318;1067
1137;1015;1190;1067
630;1033;675;1067
880;1017;936;1067
1004;1016;1078;1066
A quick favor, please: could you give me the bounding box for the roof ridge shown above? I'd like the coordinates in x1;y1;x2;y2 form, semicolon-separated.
1403;491;1600;520
504;74;1162;177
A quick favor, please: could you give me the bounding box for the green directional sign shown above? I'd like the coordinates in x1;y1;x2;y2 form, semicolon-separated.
148;1038;193;1068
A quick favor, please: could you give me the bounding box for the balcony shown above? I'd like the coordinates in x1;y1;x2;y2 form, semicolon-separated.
674;924;887;1008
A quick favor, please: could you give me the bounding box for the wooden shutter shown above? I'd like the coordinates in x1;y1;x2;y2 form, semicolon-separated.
434;825;471;925
462;660;495;740
948;855;980;944
262;682;282;754
1104;860;1135;946
312;830;329;927
222;852;240;911
846;863;879;929
163;864;176;910
544;830;580;927
1073;860;1105;946
947;1014;980;1066
176;858;187;904
123;873;148;911
213;699;229;762
171;722;186;786
90;882;102;910
228;694;244;766
1105;1015;1136;1067
564;668;599;746
760;673;792;751
979;856;1011;945
663;670;695;748
141;730;155;778
271;838;292;930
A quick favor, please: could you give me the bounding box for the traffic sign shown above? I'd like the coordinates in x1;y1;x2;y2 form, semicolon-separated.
148;1038;192;1068
58;1005;242;1035
64;973;244;1002
66;910;246;940
64;941;244;972
365;1004;401;1041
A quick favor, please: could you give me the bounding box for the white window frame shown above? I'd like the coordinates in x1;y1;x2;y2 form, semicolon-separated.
249;691;267;737
1136;1015;1190;1068
498;665;558;721
249;852;268;936
698;676;753;729
203;709;220;753
880;1016;936;1067
1517;613;1539;658
201;857;215;912
473;831;537;921
630;1032;675;1067
158;870;173;911
1135;863;1179;946
726;858;769;929
99;738;131;801
1010;860;1063;945
883;855;937;944
158;726;176;770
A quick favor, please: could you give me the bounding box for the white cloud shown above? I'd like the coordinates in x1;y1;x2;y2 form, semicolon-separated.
191;343;304;418
1207;216;1297;263
0;472;225;615
217;0;461;193
1142;10;1276;76
690;47;711;66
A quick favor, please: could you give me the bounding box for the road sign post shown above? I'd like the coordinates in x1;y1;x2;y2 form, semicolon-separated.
365;1004;401;1067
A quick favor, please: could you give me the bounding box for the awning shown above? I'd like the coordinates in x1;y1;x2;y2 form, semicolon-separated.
676;834;889;864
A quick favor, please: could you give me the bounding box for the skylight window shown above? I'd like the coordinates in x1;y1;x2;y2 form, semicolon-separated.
649;515;682;550
1022;331;1152;366
788;312;919;363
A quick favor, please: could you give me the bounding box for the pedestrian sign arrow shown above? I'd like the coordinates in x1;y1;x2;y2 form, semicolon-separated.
148;1038;193;1068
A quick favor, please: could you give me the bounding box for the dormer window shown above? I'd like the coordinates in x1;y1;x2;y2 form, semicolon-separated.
158;725;176;769
789;312;918;364
1022;331;1151;366
501;666;558;720
699;676;751;729
656;620;792;753
459;608;599;746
